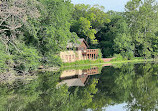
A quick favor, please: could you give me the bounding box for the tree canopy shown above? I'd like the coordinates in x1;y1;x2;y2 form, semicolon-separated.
0;0;158;79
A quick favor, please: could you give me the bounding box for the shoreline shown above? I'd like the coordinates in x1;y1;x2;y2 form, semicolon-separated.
62;58;155;68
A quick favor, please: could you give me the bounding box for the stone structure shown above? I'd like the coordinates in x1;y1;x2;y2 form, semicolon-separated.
60;38;99;62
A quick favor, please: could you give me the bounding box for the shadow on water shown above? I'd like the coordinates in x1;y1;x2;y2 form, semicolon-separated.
0;62;158;111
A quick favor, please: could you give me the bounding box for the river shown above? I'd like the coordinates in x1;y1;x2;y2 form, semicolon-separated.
0;62;158;111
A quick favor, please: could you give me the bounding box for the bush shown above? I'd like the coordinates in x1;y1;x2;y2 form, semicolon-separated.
111;54;126;61
112;51;134;61
44;55;62;67
127;51;134;60
98;49;102;59
0;42;12;73
13;44;41;72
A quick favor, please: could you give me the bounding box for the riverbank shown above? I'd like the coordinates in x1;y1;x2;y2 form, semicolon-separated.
62;57;155;68
62;59;104;67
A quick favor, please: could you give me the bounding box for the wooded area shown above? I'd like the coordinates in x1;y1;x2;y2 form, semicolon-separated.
0;0;158;73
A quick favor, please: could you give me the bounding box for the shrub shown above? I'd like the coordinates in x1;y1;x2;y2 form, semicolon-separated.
111;54;127;61
13;44;41;72
44;55;62;67
0;42;12;73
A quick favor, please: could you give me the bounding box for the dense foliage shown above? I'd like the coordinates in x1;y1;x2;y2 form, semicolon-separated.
1;1;158;110
0;0;76;73
96;0;158;58
0;0;158;74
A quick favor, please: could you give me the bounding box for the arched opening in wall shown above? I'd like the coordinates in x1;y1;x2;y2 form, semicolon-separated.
92;54;94;60
94;54;96;60
87;54;89;59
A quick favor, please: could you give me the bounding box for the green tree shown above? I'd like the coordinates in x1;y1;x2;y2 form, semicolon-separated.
0;0;42;73
0;0;78;73
71;4;110;44
113;17;134;59
125;0;158;58
31;0;76;66
71;17;97;44
96;11;134;58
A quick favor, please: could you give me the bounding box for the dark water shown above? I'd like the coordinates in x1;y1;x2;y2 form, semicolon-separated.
0;63;158;111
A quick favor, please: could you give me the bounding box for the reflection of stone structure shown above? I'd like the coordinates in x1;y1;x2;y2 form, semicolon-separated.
82;67;99;75
60;38;99;62
58;67;99;87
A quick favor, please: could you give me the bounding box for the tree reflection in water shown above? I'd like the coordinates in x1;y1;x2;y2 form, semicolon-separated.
0;63;158;111
94;63;158;111
0;69;99;111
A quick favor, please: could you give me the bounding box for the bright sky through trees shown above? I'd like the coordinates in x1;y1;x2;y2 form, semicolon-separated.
71;0;158;12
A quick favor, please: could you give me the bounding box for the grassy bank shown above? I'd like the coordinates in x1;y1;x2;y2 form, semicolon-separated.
62;57;155;68
109;58;155;64
61;63;103;70
62;59;104;67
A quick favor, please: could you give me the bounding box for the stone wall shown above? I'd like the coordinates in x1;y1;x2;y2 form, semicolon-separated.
60;50;84;62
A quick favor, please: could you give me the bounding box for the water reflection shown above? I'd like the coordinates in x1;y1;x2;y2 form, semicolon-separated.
0;63;158;111
94;63;158;111
59;67;100;87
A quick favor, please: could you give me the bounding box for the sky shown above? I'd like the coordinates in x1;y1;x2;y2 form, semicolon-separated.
71;0;158;12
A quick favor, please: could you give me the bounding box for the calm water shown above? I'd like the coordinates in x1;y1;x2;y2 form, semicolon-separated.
0;62;158;111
